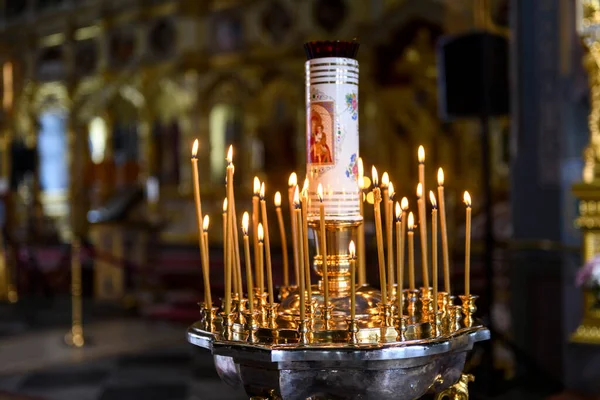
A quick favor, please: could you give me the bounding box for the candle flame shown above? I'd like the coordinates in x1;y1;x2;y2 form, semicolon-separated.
388;181;395;199
418;145;425;163
438;167;444;186
358;176;365;190
408;212;415;230
242;211;249;235
223;198;228;213
429;190;437;208
317;183;324;202
381;172;389;187
192;139;199;157
303;178;309;193
288;172;297;187
253;177;261;195
274;191;281;207
416;183;422;198
357;157;364;178
395;201;401;220
203;215;210;232
401;197;409;211
349;240;356;258
371;166;378;186
293;186;300;207
260;182;265;200
464;191;471;207
258;223;264;242
226;145;233;164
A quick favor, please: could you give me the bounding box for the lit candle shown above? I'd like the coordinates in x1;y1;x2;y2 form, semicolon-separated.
227;148;242;298
288;173;299;286
301;178;312;302
387;181;395;295
357;169;366;285
191;140;212;310
464;191;472;296
437;168;451;293
242;212;254;314
429;191;438;317
274;192;289;287
318;183;329;308
260;183;274;306
294;187;305;321
416;183;429;288
222;198;227;290
258;223;265;294
417;146;429;290
253;177;261;286
400;197;408;292
349;240;357;321
395;203;403;317
408;212;415;290
224;146;234;313
381;172;390;268
372;166;387;304
202;215;212;309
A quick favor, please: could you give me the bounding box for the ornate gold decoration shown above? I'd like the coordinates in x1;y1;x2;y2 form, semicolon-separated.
572;0;600;344
434;374;474;400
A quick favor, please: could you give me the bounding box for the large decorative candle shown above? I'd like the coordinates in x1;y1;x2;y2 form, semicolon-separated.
304;41;361;222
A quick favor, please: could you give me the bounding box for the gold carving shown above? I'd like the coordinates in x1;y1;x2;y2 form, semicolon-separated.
434;374;474;400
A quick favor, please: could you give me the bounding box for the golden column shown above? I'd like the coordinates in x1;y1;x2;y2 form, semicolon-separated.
572;0;600;344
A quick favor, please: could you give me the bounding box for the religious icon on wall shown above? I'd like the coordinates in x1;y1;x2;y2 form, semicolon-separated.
308;103;334;166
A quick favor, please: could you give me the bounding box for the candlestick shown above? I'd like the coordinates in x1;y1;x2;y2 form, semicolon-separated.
387;181;395;296
430;191;438;318
301;178;312;302
437;168;451;293
253;177;261;286
464;191;472;296
242;212;254;314
222;197;227;296
274;192;289;287
349;240;357;321
395;202;403;318
416;183;429;289
258;223;265;295
357;174;366;285
372;166;387;304
202;216;212;308
408;212;415;291
260;183;274;306
288;173;299;285
381;173;390;272
231;184;243;300
317;183;329;308
191;140;212;310
294;187;305;321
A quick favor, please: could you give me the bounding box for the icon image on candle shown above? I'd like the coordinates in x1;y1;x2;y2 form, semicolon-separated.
308;105;334;165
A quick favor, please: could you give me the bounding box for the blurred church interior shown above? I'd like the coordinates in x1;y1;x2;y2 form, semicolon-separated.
0;0;594;399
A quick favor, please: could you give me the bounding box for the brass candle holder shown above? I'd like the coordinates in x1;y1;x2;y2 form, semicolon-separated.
460;294;478;328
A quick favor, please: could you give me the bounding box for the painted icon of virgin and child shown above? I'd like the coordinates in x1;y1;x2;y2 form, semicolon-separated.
309;108;333;165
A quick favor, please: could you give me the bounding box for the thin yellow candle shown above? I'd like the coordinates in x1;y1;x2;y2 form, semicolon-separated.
400;197;408;289
301;179;312;302
357;174;366;285
386;181;395;295
418;146;429;289
222;198;227;283
408;212;415;290
371;166;387;304
191;140;212;310
317;183;329;308
227;147;242;298
274;192;289;287
381;172;390;277
253;177;261;286
231;179;243;299
430;191;438;317
416;183;429;288
437;168;451;293
464;191;472;296
202;216;212;308
224;146;234;313
395;202;403;318
242;212;254;314
258;223;265;294
349;240;357;321
294;187;305;321
260;183;274;306
288;173;300;286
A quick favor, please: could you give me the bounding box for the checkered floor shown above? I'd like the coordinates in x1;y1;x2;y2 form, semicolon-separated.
0;344;247;400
